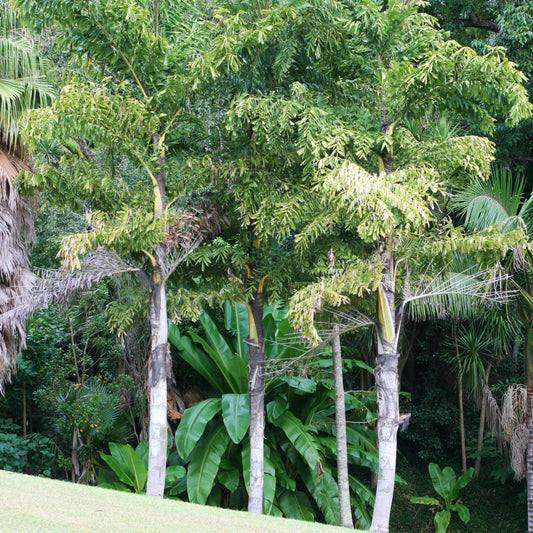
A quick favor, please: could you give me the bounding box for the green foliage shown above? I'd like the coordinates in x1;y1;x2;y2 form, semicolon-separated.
98;440;185;494
0;419;62;477
170;303;377;528
411;463;474;533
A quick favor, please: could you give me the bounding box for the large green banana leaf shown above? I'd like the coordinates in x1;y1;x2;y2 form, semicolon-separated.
168;323;227;393
99;443;147;493
187;423;231;505
301;466;340;526
224;301;249;359
271;410;322;473
277;489;315;522
221;393;249;444
175;398;222;459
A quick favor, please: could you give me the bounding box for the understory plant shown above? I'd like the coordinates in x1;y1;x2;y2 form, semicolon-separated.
169;303;377;528
98;440;186;495
410;463;474;533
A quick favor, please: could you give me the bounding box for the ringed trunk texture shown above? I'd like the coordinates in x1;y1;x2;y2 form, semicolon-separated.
332;327;354;528
146;251;168;497
247;289;265;514
371;247;399;533
370;343;400;533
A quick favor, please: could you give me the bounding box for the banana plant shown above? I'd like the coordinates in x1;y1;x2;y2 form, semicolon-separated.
169;302;378;527
98;441;186;494
410;463;474;533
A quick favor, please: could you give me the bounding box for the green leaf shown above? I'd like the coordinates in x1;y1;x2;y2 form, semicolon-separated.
221;393;249;444
410;495;441;506
266;397;289;422
434;509;451;533
263;313;278;359
99;443;147;493
217;468;240;492
228;355;248;394
186;423;230;505
454;467;474;495
165;465;186;485
135;441;149;471
175;398;222;459
277;490;315;521
451;503;470;524
169;322;227;393
271;410;321;472
301;466;340;526
224;301;249;360
428;463;453;502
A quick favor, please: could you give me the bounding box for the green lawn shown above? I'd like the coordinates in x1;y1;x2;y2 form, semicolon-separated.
0;470;365;532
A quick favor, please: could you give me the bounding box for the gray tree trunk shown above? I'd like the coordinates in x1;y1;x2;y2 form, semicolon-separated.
370;249;399;533
247;289;265;514
474;363;491;479
453;323;467;473
332;328;354;528
146;245;169;497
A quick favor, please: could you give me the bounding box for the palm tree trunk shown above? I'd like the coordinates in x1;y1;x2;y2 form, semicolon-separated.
146;251;168;497
474;363;491;479
526;318;533;533
371;249;399;533
247;287;265;514
146;137;168;497
453;322;467;474
332;327;354;528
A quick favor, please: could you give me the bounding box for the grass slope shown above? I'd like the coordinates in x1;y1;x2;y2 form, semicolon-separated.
0;470;365;533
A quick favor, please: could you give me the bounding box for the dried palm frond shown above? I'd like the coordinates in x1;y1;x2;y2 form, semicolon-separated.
484;384;503;446
502;383;527;442
0;248;139;389
0;147;34;391
165;206;225;280
510;423;528;480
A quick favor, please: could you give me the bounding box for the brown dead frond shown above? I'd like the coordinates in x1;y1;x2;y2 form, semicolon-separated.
0;147;34;391
510;423;528;480
165;206;224;252
165;206;226;280
502;384;527;442
0;248;139;390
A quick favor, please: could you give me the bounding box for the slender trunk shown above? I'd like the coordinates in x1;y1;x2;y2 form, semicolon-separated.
371;249;399;533
474;363;491;478
146;258;168;497
453;323;467;473
247;287;265;514
22;381;26;437
146;135;168;497
525;315;533;532
526;387;533;533
332;327;354;528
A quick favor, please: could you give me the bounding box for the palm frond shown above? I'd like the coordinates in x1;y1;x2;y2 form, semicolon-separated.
453;166;526;232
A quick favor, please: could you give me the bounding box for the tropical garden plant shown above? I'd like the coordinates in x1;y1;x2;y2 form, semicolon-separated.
98;440;185;495
169;302;378;528
410;463;474;533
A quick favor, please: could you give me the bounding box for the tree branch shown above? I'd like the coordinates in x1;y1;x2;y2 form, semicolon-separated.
456;15;499;33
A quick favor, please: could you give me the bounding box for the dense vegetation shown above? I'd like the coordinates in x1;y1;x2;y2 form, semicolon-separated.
1;0;533;532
